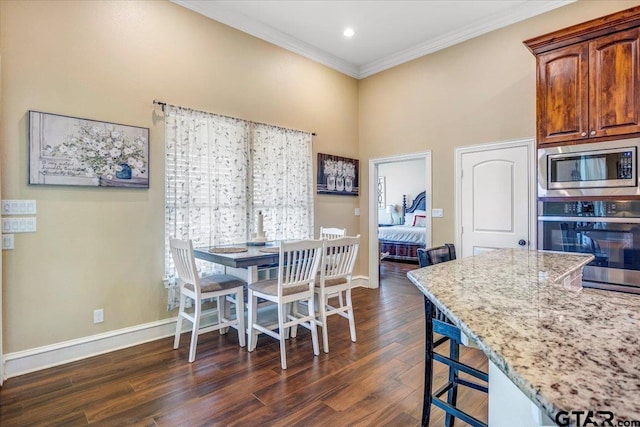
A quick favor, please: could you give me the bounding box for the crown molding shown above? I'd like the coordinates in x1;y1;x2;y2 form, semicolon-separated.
358;0;575;78
173;0;575;80
172;0;360;78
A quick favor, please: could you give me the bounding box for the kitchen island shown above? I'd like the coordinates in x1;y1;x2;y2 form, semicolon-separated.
407;249;640;426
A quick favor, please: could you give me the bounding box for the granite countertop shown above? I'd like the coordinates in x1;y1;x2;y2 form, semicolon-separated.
407;248;640;423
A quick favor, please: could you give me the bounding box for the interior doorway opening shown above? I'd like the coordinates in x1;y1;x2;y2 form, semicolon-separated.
368;151;432;288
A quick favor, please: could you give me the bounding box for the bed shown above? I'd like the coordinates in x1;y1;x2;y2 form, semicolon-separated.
378;191;427;262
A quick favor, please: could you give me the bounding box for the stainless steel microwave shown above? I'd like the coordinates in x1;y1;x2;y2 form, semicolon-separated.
538;139;640;198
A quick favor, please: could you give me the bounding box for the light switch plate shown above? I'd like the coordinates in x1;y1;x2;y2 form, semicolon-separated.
2;234;14;250
1;199;37;215
24;217;37;232
1;217;36;233
432;208;444;218
24;200;37;214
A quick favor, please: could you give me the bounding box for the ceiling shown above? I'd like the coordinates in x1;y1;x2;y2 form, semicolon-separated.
173;0;575;79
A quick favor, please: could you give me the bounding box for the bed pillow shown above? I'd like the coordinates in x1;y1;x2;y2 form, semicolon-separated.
412;214;427;227
404;210;427;226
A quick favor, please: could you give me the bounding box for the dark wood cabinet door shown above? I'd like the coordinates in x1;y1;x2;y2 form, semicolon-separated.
589;28;640;138
537;44;589;145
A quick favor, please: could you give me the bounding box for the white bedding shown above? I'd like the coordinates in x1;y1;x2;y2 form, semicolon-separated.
378;225;427;244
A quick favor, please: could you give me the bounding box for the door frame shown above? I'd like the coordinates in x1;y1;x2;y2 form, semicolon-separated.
454;138;537;257
368;151;432;288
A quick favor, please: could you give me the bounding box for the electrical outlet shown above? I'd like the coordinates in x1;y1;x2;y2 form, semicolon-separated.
432;208;444;218
354;208;360;216
93;309;104;324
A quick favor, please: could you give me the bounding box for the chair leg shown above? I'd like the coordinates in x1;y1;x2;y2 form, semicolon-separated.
277;303;288;369
320;292;329;353
174;292;187;350
422;297;434;427
346;288;357;343
247;290;258;352
219;296;229;335
235;289;246;348
309;294;320;357
445;339;461;427
284;301;300;340
188;299;202;363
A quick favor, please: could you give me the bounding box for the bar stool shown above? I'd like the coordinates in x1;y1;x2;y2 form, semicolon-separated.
417;244;488;427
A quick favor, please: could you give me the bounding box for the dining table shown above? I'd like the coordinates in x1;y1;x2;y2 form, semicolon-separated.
193;242;280;284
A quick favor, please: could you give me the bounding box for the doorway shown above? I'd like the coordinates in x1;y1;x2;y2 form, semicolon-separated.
368;151;432;288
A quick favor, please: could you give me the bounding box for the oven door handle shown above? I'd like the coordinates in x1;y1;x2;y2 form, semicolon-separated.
538;216;640;223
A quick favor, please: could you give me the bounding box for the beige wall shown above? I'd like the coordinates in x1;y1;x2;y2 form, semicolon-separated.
2;0;640;356
0;0;358;352
358;0;640;268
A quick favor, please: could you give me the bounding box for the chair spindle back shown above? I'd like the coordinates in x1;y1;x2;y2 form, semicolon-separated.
320;227;347;240
170;238;200;288
278;239;325;295
321;235;360;280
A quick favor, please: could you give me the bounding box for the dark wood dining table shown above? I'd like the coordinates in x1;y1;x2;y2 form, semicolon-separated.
193;242;280;284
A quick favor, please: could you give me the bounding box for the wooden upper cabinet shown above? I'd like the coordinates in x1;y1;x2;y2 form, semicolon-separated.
524;6;640;147
589;28;640;139
537;44;589;144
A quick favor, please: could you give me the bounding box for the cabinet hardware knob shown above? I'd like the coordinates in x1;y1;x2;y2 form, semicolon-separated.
590;130;596;136
518;239;527;246
581;132;587;137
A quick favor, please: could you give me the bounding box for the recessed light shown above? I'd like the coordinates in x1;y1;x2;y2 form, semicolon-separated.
343;28;355;38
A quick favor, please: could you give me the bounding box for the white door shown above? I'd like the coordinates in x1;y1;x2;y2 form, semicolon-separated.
457;140;534;258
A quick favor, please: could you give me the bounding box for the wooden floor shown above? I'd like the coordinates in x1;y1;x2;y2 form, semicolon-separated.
0;261;487;426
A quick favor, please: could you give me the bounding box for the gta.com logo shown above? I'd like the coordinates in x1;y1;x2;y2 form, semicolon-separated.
555;410;640;427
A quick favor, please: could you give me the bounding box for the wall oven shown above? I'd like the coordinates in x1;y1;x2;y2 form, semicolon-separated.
538;138;640;198
538;200;640;293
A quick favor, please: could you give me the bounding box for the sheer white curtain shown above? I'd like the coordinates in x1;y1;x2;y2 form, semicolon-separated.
164;108;314;310
251;124;314;241
164;106;249;309
580;157;607;181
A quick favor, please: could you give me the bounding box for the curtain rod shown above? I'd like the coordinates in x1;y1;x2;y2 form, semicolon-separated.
153;99;316;136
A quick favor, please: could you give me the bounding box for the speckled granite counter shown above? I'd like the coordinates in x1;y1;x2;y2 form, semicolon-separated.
407;249;640;423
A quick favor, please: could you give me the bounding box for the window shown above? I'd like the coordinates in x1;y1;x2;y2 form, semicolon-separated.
251;124;314;241
164;106;313;309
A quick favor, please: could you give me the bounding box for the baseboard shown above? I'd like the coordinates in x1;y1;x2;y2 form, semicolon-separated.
2;278;373;380
352;275;370;288
3;318;179;380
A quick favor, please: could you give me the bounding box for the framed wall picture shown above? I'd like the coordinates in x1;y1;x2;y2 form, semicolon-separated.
377;176;386;207
29;111;149;188
317;153;359;196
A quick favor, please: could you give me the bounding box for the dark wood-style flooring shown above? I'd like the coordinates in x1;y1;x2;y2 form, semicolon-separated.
0;261;487;426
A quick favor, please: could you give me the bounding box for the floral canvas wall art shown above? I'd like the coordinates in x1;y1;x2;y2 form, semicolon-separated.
317;153;358;196
29;111;149;188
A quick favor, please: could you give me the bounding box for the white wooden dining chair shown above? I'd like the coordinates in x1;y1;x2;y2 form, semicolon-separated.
314;235;360;353
170;238;246;362
247;238;324;369
319;227;346;240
